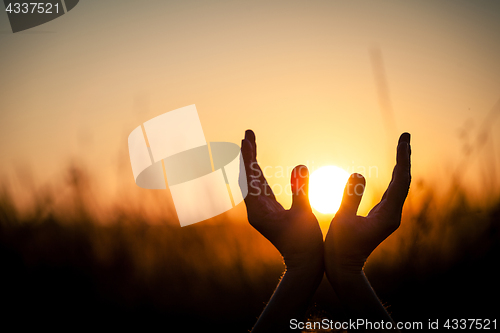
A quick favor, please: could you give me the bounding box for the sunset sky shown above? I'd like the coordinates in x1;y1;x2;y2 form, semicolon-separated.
1;0;499;218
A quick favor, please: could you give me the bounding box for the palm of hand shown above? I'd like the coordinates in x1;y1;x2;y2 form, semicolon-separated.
327;202;402;270
326;133;411;271
250;200;323;266
241;130;323;269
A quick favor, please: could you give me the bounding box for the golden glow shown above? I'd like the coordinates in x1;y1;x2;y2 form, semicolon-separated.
309;165;350;214
1;0;499;207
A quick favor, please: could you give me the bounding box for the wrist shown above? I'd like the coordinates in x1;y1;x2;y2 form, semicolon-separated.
324;251;366;287
326;265;365;288
251;253;324;333
284;251;324;279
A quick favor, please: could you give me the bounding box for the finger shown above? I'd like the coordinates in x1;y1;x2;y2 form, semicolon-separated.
380;132;412;202
337;173;366;216
386;132;411;211
291;165;311;211
241;137;261;197
245;129;276;199
245;129;257;159
398;132;411;146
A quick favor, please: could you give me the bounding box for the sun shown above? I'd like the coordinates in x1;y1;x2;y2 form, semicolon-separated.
309;165;350;214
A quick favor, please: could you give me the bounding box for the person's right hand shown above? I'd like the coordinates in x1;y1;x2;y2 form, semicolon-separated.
325;133;411;275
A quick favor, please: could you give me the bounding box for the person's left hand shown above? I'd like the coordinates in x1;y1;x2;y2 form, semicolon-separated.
325;133;412;275
240;130;323;271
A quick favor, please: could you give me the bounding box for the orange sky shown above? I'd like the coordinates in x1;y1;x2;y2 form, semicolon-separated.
1;0;499;216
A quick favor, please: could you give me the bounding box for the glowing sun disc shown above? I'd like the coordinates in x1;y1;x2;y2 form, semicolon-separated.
309;165;350;214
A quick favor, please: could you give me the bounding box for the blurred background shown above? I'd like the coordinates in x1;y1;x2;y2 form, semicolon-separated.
1;0;499;331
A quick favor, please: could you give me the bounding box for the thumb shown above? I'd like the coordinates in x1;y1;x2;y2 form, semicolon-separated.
291;165;311;211
337;173;366;216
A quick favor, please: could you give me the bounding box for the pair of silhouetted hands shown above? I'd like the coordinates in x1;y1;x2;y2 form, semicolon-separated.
240;130;411;332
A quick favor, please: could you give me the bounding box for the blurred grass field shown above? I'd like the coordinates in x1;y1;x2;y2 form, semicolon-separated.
1;130;500;332
1;163;499;332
